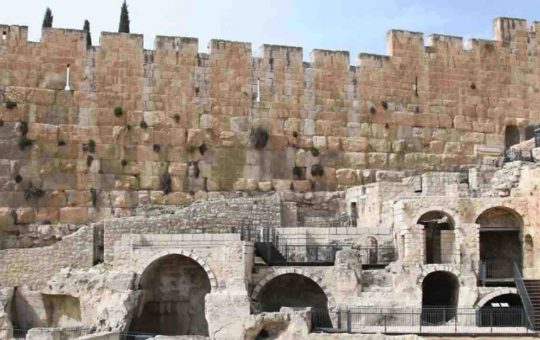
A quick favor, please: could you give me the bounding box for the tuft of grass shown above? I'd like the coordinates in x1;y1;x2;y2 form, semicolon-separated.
309;146;320;157
5;100;17;110
311;164;324;177
160;171;172;195
18;137;33;151
86;139;96;153
114;106;123;117
24;182;44;201
250;127;269;150
199;144;207;155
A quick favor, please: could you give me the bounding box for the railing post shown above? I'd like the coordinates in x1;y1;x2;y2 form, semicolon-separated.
490;308;493;333
266;243;271;263
384;313;387;333
454;308;457;333
337;308;342;330
347;309;352;333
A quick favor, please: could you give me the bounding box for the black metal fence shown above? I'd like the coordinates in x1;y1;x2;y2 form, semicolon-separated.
312;307;533;334
514;262;535;330
119;332;156;340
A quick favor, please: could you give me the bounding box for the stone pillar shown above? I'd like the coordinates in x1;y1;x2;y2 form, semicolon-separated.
402;225;425;264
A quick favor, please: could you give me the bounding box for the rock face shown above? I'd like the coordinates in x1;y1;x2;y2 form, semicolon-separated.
43;266;140;332
0;288;14;340
243;308;311;340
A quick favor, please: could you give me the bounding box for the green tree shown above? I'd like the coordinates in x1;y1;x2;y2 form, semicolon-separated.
42;7;53;28
118;1;130;33
83;20;92;47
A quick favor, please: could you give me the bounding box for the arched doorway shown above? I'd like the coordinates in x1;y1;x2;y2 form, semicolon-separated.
476;207;522;281
505;125;520;149
366;236;378;265
418;211;455;264
421;271;459;324
478;293;524;327
129;254;211;336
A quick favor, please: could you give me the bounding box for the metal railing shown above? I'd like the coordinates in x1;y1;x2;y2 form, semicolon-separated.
514;262;535;330
480;258;515;280
312;306;533;334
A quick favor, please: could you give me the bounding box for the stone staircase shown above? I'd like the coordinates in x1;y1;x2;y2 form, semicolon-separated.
523;279;540;330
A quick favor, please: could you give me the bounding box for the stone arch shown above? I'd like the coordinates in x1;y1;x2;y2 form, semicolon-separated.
130;252;215;336
474;205;525;228
475;206;524;279
135;249;218;290
475;288;518;309
252;268;335;310
421;271;460;324
412;207;460;228
418;265;461;284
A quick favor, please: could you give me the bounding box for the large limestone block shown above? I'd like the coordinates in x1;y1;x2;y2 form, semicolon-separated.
336;169;358;186
27;328;62;340
59;207;88;224
0;207;15;229
343;137;368;152
187;129;203;146
16;207;36;224
206;292;250;340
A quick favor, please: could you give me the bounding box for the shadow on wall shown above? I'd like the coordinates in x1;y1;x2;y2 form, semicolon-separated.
11;288;82;329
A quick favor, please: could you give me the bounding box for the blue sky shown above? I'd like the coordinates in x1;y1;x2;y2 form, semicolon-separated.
0;0;538;61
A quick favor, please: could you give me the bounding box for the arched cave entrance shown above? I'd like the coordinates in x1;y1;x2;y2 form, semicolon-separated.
477;207;522;280
478;293;524;327
257;273;331;330
129;254;211;336
421;271;459;324
505;125;520;149
418;211;455;264
258;273;328;312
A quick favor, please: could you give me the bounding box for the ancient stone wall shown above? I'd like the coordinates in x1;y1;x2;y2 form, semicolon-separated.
102;194;280;263
0;225;94;288
0;18;539;225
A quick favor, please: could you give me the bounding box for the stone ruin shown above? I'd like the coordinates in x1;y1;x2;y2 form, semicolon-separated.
0;16;539;340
